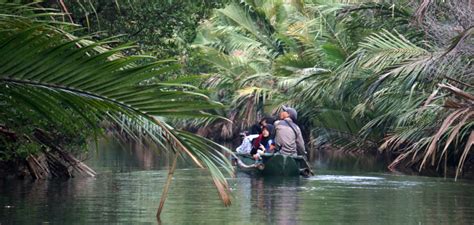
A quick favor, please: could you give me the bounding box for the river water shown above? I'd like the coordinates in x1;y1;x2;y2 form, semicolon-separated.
1;140;474;225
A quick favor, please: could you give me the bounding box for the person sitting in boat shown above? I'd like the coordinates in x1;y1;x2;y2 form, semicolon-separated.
274;106;306;156
250;124;275;161
249;117;276;135
259;117;276;129
236;131;259;154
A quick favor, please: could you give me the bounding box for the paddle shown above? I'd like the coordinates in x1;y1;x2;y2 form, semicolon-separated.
300;155;315;176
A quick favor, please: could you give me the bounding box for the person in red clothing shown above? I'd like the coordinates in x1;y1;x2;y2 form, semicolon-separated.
250;124;275;161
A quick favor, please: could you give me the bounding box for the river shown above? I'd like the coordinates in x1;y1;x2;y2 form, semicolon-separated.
1;140;474;224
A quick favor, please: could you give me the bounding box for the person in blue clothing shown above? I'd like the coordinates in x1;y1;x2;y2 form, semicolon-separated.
250;124;275;161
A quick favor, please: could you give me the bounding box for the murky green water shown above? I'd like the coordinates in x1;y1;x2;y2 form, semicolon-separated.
1;140;474;225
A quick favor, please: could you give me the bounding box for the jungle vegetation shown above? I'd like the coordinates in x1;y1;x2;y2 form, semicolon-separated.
191;0;473;178
0;1;234;213
0;0;472;213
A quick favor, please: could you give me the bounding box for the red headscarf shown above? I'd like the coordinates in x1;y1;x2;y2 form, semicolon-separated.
252;125;275;149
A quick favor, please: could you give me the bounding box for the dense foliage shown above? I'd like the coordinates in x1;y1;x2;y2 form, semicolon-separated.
193;0;473;178
0;0;472;185
0;2;233;205
39;0;228;74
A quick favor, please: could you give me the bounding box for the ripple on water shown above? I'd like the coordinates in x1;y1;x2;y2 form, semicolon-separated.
311;175;385;182
307;175;421;190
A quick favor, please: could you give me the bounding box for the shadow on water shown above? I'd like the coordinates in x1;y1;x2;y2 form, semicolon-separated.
311;149;389;173
1;139;474;224
86;138;192;172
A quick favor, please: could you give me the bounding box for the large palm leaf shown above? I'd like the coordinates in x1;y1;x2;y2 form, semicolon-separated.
191;0;311;137
0;4;234;208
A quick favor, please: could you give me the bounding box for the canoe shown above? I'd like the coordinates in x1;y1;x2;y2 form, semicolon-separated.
235;152;312;177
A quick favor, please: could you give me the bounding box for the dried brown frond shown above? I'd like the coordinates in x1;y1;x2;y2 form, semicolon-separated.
456;131;474;180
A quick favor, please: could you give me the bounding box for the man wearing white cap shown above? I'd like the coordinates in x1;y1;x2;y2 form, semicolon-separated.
274;105;306;156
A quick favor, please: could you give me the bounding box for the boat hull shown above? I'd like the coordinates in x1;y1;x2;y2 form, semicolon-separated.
235;153;305;176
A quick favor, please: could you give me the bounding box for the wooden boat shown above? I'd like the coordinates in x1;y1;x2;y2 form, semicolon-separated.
235;152;312;177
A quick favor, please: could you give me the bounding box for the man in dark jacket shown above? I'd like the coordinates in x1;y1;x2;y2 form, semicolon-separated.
274;106;306;156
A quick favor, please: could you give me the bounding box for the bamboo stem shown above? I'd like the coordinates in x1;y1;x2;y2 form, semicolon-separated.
156;153;179;220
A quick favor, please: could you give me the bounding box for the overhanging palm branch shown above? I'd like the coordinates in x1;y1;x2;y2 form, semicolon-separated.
232;86;272;128
419;83;474;179
215;0;285;55
193;1;287;136
0;4;234;208
334;29;429;94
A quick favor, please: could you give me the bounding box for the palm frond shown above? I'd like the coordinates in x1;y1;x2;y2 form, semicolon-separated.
0;3;234;206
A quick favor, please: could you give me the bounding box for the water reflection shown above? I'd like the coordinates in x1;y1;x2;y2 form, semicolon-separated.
313;149;389;173
1;140;474;224
244;176;302;225
86;138;187;172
